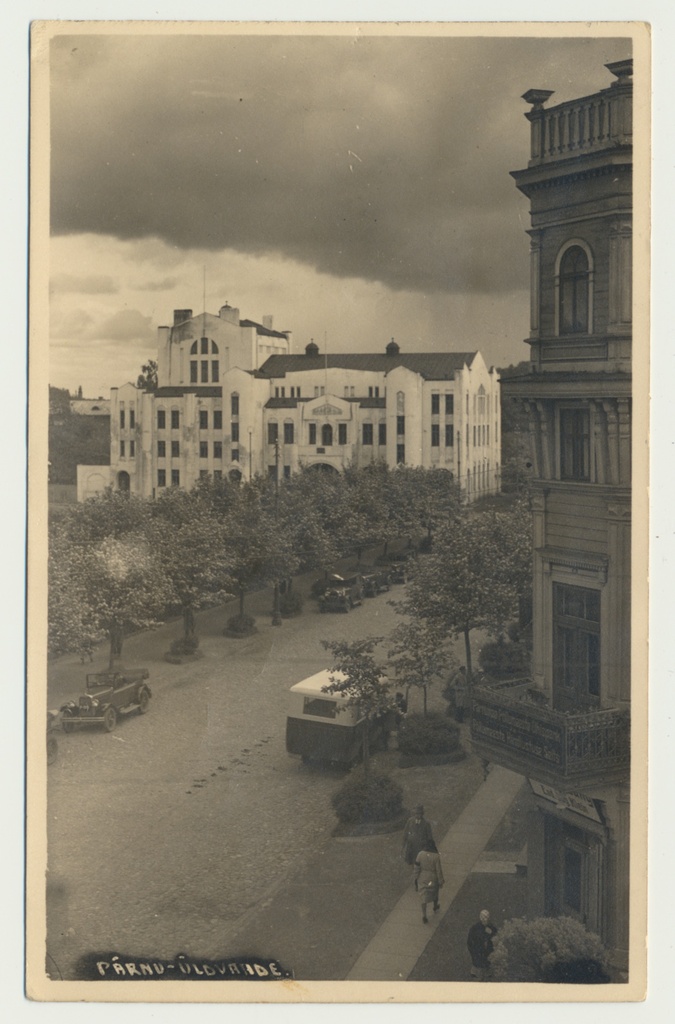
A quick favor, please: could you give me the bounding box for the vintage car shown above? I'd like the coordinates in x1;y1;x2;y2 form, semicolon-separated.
286;669;386;767
60;668;151;733
317;573;364;613
361;568;391;597
386;553;415;584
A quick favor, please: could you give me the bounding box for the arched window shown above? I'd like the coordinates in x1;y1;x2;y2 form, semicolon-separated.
559;245;591;334
321;423;333;447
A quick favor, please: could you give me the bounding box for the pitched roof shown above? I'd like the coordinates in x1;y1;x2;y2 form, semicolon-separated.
239;318;290;339
257;352;476;380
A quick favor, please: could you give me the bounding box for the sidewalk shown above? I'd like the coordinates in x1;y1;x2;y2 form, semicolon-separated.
226;764;526;981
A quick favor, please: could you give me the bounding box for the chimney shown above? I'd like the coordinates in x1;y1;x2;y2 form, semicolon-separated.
173;309;192;326
262;315;274;331
219;303;240;325
386;337;400;356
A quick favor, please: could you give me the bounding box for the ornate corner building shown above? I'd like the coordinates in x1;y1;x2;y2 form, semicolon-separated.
471;60;633;971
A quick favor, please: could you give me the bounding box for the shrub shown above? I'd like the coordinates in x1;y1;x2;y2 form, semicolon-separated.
397;712;461;756
418;535;433;553
169;634;200;655
331;771;404;825
490;916;609;983
478;636;528;679
279;591;304;617
224;614;257;637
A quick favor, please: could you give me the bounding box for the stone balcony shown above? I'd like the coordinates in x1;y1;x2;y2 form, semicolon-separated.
470;680;630;788
522;59;632;168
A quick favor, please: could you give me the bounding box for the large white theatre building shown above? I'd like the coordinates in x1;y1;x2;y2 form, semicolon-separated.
81;303;501;500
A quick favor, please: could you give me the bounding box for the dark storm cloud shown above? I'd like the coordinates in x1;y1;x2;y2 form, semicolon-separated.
50;272;118;294
50;33;630;295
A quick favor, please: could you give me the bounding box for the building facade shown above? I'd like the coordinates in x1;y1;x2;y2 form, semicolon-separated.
107;308;501;500
471;60;633;971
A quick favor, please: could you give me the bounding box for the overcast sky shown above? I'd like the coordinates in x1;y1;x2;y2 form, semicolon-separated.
47;29;631;396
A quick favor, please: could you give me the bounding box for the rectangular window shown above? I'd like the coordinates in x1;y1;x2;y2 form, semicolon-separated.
190;361;198;383
171;469;180;487
362;423;373;445
232;449;239;462
231;394;239;415
199;441;208;458
129;440;135;457
309;423;317;445
268;422;278;444
284;422;294;445
283;465;291;479
280;387;285;398
119;410;125;429
396;415;405;436
158;469;166;487
171;440;180;458
303;697;337;719
231;422;240;443
396;443;405;465
129;409;135;430
199;410;208;429
378;422;386;446
431;424;440;447
431;393;440;415
268;465;277;479
171;410;180;429
338;423;347;445
560;408;590;481
213;410;222;430
473;425;476;447
214;441;222;460
275;387;280;398
201;336;208;355
157;410;166;430
201;360;209;383
487;424;490;445
445;394;454;415
119;440;125;457
553;584;601;705
445;424;454;447
297;387;301;398
157;440;166;458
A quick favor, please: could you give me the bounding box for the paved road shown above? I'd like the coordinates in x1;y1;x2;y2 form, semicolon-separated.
46;574;420;979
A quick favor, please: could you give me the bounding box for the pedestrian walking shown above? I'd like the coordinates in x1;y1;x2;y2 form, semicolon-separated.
450;666;469;723
414;839;444;923
401;805;434;868
467;909;498;980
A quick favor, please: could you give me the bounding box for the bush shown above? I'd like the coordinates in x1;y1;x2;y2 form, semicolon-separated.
397;712;461;756
479;636;528;679
490;916;609;983
169;634;200;656
418;535;433;553
224;614;257;637
279;591;304;617
331;771;404;825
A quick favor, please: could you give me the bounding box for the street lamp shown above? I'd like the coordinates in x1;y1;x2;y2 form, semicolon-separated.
272;438;282;626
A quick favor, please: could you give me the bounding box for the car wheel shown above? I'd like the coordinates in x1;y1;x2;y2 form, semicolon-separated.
103;706;117;733
138;688;150;714
47;736;58;764
61;714;75;734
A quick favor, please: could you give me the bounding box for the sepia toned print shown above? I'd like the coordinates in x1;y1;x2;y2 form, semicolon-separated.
27;21;649;1003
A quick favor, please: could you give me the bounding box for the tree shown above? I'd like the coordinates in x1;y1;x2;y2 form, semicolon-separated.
388;617;452;716
321;636;394;776
48;529;105;659
149;488;233;646
397;499;532;683
48;386;110;485
136;359;158;391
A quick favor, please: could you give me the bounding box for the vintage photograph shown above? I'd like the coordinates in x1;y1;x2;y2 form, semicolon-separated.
28;21;649;1002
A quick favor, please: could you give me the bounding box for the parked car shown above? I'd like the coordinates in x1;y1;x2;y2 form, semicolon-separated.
387;554;415;584
60;669;151;733
318;573;364;613
286;669;386;767
361;568;391;597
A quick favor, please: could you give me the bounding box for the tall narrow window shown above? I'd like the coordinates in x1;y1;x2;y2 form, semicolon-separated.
199;441;208;458
396;443;405;465
559;245;590;334
321;423;333;446
171;410;180;429
309;423;317;445
119;409;125;429
214;441;222;459
199;410;208;429
157;469;166;488
268;422;278;444
378;422;387;446
284;422;294;445
157;440;166;458
431;394;440;415
362;423;373;446
553;584;601;707
338;423;347;445
445;425;454;446
231;422;239;443
129;409;135;429
213;410;222;430
171;469;180;487
190;361;198;383
157;409;166;430
201;360;209;383
212;360;219;380
445;394;454;415
396;416;405;436
431;424;440;447
560;408;590;481
231;394;239;415
171;440;180;458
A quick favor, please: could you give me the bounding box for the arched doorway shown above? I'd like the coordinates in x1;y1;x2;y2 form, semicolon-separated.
117;471;130;492
305;462;339;475
228;469;242;483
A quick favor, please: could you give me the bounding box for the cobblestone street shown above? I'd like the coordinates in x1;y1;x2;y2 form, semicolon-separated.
46;567;487;980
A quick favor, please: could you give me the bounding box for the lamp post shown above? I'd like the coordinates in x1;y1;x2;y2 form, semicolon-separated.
272;438;282;626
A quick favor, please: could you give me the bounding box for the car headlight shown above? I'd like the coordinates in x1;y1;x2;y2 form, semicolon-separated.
91;699;99;708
